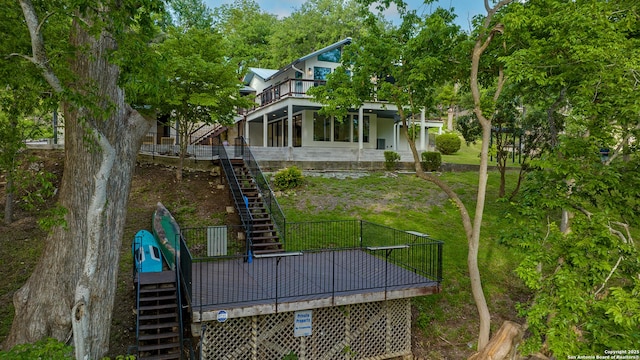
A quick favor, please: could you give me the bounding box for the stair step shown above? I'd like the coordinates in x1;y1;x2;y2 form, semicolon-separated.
253;235;280;241
139;353;181;360
139;303;178;311
139;286;176;294
139;312;178;321
252;241;283;248
253;248;285;255
252;229;276;234
139;331;179;341
139;294;176;302
139;322;179;331
138;342;182;352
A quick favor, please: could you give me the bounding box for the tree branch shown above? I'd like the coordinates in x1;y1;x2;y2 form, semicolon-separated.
604;121;640;165
18;0;63;93
594;256;623;297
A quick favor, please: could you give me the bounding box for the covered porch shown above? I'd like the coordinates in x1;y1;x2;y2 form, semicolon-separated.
239;79;444;153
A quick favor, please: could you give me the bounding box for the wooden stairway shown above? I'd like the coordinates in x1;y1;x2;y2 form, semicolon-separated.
136;271;181;360
231;159;284;255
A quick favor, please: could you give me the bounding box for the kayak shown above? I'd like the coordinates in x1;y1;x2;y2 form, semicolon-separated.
132;229;163;273
152;202;181;270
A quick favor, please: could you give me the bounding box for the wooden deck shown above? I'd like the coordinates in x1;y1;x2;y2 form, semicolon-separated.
190;249;440;322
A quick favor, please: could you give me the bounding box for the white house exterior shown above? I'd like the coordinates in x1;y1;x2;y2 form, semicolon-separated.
237;38;443;156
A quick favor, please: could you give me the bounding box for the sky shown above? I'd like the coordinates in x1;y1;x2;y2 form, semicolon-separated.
202;0;486;32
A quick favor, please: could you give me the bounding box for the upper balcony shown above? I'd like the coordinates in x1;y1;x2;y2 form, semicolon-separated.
243;79;326;114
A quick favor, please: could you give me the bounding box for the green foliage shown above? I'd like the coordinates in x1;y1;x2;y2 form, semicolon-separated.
435;133;461;155
456;114;482;146
504;131;640;356
282;352;298;360
0;338;73;359
264;0;371;68
38;205;69;232
273;166;304;190
383;151;400;170
17;167;56;212
421;151;441;172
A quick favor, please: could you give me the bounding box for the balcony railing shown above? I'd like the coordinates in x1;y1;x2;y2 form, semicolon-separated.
255;79;325;108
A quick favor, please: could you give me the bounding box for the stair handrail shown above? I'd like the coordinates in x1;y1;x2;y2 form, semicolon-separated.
235;137;287;246
132;235;142;357
218;143;255;257
190;124;226;145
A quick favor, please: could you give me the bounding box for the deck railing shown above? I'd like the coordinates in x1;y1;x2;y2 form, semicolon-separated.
180;220;443;310
234;136;287;245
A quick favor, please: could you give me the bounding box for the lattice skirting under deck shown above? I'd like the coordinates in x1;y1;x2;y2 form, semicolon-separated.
200;299;412;360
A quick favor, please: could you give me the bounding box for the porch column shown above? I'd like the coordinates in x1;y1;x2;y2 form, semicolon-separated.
358;107;364;150
244;117;250;144
420;109;426;151
287;103;293;148
393;123;398;150
263;114;268;147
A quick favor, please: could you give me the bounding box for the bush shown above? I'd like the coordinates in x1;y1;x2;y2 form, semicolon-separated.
421;151;442;172
383;151;400;170
273;166;304;190
435;133;461;155
0;338;73;360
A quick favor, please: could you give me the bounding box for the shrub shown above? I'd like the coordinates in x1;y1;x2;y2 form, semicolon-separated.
421;151;442;172
435;133;461;155
0;338;73;360
383;151;400;170
273;166;304;190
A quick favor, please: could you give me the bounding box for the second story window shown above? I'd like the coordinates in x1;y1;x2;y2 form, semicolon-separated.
314;67;331;81
318;48;341;63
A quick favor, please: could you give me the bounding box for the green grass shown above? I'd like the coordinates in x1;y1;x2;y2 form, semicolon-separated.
439;139;523;168
440;141;482;165
277;170;528;352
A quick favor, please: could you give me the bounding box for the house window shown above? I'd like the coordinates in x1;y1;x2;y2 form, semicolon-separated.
314;67;331;81
352;115;370;143
318;48;341;63
334;117;349;142
313;113;331;141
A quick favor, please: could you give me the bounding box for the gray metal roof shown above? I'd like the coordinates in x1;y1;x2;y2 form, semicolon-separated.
243;67;279;86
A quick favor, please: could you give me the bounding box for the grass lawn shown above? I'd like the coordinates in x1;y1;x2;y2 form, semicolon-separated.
276;170;528;356
439;138;523;168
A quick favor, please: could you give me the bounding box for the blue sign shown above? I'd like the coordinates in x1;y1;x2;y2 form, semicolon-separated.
217;310;228;323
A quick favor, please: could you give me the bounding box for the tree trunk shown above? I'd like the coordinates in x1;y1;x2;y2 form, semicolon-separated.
468;321;523;360
469;122;493;350
4;16;151;360
3;174;14;225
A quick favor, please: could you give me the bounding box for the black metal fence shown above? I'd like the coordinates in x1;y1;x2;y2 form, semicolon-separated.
179;220;443;310
139;133;221;160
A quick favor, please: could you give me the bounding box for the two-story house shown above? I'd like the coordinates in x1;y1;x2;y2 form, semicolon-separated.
235;38;443;162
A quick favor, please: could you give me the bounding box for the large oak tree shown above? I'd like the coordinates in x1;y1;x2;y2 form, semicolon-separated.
2;1;162;359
